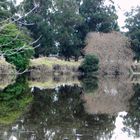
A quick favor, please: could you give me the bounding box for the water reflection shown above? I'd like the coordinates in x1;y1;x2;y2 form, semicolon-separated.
83;76;134;115
0;75;140;140
0;76;32;125
122;84;140;138
79;75;98;93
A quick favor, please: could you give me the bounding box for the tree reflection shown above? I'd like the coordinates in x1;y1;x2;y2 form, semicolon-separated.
79;75;98;93
0;75;32;125
0;76;116;140
123;84;140;138
21;84;115;140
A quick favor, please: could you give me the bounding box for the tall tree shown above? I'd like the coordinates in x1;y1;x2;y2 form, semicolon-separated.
21;0;119;59
21;0;56;56
125;6;140;60
79;0;119;38
0;23;34;71
52;0;83;60
0;0;16;21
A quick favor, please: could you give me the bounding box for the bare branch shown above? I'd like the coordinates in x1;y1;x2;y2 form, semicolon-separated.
29;35;42;45
0;5;39;31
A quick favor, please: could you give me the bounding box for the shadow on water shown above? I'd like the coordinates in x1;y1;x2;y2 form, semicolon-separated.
0;74;140;140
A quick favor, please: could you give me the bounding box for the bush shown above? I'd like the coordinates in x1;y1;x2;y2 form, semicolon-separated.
0;23;34;71
79;54;99;73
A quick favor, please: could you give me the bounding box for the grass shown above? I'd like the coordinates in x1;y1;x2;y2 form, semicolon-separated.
30;57;82;69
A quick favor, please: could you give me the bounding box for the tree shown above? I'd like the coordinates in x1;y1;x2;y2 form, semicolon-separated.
0;0;16;21
79;0;119;39
52;0;83;60
79;54;99;74
84;32;133;75
21;0;119;60
22;0;83;60
21;0;56;56
125;6;140;60
0;23;34;71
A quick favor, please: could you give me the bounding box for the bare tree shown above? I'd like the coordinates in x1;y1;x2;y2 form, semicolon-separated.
84;32;134;75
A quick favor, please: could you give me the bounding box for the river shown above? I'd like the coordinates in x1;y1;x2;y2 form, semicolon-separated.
0;74;140;140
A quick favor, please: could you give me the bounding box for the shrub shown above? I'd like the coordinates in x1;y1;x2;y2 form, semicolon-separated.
0;23;34;71
79;54;99;73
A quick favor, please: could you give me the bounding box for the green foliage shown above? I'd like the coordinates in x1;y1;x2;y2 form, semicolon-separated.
0;23;34;71
52;0;83;60
125;7;140;60
79;54;99;73
0;0;16;21
21;0;119;59
78;0;119;39
22;0;56;56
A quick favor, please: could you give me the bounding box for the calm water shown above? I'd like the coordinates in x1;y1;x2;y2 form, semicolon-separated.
0;75;140;140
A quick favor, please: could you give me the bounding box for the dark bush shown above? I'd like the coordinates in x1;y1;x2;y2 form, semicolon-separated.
79;54;99;73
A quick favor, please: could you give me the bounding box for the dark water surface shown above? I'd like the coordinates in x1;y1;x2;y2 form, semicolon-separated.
0;75;140;140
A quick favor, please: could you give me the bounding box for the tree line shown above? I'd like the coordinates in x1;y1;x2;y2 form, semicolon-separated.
0;0;140;70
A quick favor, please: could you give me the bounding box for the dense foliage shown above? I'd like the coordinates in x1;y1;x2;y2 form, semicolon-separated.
21;0;119;59
0;23;34;71
125;6;140;60
79;54;99;73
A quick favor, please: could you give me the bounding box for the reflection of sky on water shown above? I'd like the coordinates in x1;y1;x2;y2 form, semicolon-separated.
111;112;140;140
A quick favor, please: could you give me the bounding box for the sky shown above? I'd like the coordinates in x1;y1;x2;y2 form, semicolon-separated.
110;0;140;31
16;0;140;31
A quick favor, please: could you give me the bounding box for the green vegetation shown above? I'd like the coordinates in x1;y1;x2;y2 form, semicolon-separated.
30;57;81;68
30;57;81;74
21;0;119;60
0;0;16;21
0;23;34;71
125;6;140;60
79;54;99;74
0;0;139;73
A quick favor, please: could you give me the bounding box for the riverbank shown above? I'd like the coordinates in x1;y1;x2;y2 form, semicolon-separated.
29;57;82;77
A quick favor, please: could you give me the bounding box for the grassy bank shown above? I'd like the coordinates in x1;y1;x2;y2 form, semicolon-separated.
29;57;82;74
30;57;81;68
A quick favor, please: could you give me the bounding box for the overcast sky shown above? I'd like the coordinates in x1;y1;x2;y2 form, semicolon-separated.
16;0;140;30
111;0;140;30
